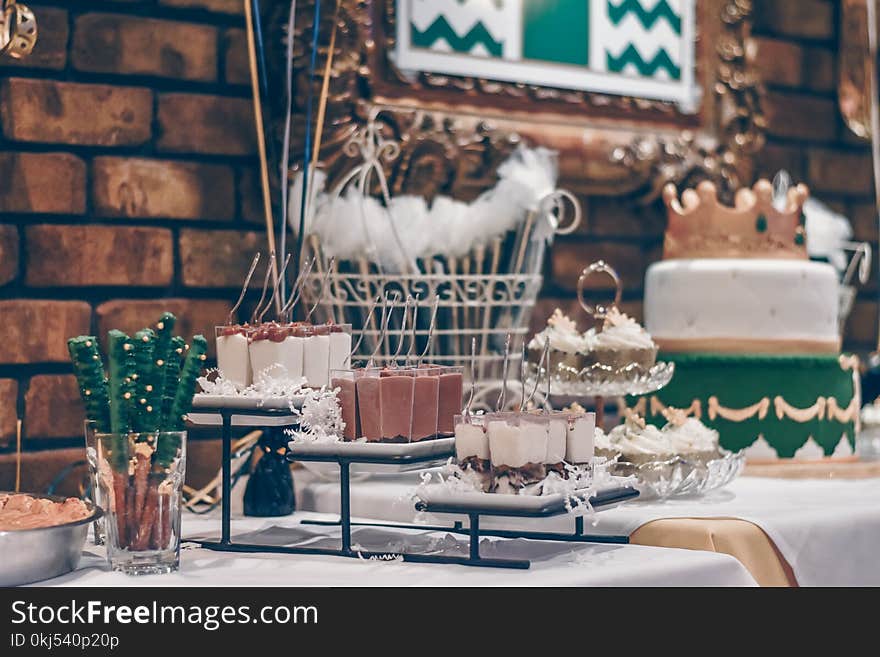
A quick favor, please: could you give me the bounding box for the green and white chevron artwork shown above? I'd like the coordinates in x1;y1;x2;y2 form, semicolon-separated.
395;0;698;111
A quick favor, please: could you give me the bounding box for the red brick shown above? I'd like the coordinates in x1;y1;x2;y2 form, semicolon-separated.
754;0;835;41
92;157;235;220
583;196;665;239
803;46;835;93
25;225;174;287
2;6;68;70
551;241;646;294
844;300;878;348
764;90;837;142
754;143;806;181
0;300;91;364
0;152;86;214
850;202;879;242
0;379;18;447
96;298;232;358
159;0;243;13
808;148;874;196
25;375;85;440
0;225;19;286
157;93;256;155
0;79;152;146
239;167;267;225
72;13;218;82
750;37;803;87
0;447;88;496
223;28;250;85
178;229;267;288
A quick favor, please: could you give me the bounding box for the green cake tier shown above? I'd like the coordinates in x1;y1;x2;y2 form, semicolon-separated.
628;353;860;458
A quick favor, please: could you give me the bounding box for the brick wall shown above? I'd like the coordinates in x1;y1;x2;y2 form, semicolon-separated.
0;1;263;492
538;0;880;356
0;0;875;492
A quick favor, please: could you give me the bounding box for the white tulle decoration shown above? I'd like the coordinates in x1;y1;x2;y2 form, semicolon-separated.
288;146;562;269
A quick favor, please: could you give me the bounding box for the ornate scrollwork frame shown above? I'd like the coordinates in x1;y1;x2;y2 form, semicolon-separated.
266;0;764;202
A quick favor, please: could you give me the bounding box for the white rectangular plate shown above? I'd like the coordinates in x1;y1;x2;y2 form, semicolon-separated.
415;478;636;513
193;394;303;410
288;437;455;460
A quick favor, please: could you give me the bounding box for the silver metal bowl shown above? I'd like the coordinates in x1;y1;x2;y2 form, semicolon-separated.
0;493;102;586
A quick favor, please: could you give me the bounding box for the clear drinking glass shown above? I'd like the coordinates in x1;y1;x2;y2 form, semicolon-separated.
83;420;107;545
94;431;186;575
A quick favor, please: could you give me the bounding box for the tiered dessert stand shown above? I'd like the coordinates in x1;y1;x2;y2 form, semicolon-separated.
532;261;675;426
189;389;639;569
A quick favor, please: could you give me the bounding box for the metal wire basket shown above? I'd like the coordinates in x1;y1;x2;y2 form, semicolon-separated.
295;114;580;409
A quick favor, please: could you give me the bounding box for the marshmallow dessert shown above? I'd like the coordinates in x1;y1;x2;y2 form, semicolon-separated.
215;322;351;390
487;416;548;494
454;415;492;491
565;413;596;465
216;325;252;389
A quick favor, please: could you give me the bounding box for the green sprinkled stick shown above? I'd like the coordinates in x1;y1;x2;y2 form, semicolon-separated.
168;335;207;431
107;330;136;435
151;313;177;417
67;336;111;432
131;329;159;433
159;336;186;430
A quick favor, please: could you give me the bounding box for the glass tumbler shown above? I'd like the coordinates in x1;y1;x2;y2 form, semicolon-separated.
94;431;186;575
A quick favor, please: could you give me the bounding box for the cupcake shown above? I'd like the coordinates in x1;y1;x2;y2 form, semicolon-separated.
583;307;657;370
602;413;673;466
660;408;720;461
528;309;593;377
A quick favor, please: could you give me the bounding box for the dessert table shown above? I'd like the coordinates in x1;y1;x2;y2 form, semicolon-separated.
293;470;880;587
38;510;756;587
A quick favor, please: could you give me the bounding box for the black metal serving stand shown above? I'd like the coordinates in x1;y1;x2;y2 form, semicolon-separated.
189;404;639;569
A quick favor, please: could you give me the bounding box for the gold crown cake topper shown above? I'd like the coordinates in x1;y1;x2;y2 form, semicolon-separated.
662;179;809;260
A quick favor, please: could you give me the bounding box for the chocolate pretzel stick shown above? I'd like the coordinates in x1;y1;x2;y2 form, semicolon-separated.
131;329;159;433
168;335;208;431
151;312;177;424
67;336;111;432
159;337;186;430
107;330;136;435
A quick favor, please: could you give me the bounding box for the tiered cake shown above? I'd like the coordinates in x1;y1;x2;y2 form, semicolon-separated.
636;180;860;461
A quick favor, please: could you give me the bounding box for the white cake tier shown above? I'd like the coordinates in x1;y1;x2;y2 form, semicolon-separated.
645;259;840;353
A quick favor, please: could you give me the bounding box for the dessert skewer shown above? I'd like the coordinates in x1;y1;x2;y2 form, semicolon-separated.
249;252;276;325
227;252;260;326
495;333;512;412
279;256;314;322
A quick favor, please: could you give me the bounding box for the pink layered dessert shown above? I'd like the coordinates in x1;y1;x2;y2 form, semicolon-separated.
333;365;462;443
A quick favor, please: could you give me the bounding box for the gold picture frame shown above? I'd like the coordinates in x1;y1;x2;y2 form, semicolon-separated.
270;0;765;202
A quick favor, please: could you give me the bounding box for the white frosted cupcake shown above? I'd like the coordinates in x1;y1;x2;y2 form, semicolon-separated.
603;414;673;465
584;308;657;370
660;409;720;459
528;309;593;373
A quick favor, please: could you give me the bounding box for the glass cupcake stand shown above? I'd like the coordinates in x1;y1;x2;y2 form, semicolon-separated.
187;390;639;569
529;261;745;500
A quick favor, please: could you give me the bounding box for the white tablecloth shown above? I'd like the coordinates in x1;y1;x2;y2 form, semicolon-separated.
41;511;755;587
294;471;880;586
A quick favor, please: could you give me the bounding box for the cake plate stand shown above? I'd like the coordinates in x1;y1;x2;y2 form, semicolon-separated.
532;260;675;426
